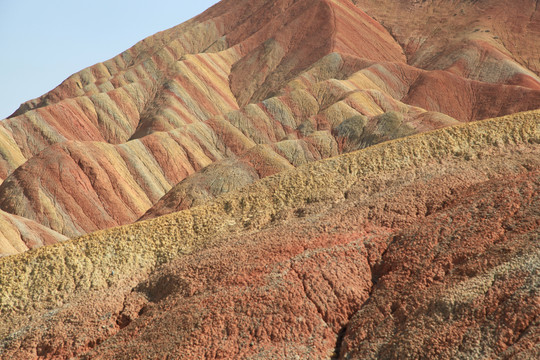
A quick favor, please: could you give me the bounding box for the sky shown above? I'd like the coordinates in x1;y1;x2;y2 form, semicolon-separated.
0;0;220;119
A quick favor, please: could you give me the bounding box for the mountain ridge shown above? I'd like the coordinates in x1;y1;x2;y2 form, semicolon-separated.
1;108;537;315
0;1;539;357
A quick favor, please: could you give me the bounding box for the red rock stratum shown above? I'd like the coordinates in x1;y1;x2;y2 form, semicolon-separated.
0;0;539;358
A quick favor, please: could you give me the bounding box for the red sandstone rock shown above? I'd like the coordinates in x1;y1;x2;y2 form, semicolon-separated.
0;1;539;356
1;128;537;359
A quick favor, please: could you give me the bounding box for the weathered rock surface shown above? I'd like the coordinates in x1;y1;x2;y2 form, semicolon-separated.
0;0;539;250
0;110;538;359
0;63;456;240
352;0;540;85
0;0;539;356
140;144;293;221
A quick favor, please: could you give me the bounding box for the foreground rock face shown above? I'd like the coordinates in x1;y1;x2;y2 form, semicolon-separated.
0;111;538;359
0;0;539;250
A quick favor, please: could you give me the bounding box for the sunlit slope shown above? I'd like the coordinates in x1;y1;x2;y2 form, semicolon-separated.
0;210;67;256
0;109;537;360
0;0;538;254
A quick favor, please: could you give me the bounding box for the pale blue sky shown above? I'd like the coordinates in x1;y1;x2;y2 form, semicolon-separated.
0;0;220;119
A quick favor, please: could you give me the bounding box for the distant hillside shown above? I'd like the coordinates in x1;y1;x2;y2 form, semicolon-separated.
0;0;538;254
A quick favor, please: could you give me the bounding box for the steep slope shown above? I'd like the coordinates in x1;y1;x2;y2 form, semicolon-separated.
228;0;406;107
352;0;540;86
0;124;227;238
0;0;539;249
140;144;294;221
0;62;460;238
0;110;538;359
340;170;539;359
0;0;402;179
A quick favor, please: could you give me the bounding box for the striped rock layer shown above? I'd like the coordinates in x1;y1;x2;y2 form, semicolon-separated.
0;110;538;359
0;0;539;254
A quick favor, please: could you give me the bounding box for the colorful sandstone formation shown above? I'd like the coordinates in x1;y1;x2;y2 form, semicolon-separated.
0;0;539;358
0;110;538;358
0;0;538;245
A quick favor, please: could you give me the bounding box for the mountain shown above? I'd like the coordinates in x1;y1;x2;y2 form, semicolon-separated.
0;0;539;358
0;0;538;249
0;210;66;256
0;110;538;359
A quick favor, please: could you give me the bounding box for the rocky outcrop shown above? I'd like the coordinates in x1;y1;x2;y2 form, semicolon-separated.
0;110;537;359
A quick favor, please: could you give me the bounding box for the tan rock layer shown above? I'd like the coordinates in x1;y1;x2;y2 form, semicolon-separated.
0;0;539;249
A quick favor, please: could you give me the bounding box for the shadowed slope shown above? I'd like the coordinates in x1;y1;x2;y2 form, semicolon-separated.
0;110;538;358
